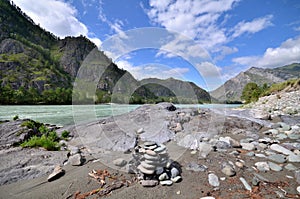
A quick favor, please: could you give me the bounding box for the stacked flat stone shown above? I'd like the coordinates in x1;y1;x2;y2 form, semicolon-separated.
136;141;182;187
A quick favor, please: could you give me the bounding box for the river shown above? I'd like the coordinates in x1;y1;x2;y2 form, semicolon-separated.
0;104;240;126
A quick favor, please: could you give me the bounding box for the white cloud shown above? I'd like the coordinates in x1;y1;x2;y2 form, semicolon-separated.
196;62;222;77
13;0;101;47
233;36;300;68
116;60;189;80
231;15;273;38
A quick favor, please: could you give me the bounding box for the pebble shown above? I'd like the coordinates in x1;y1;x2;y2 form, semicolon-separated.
269;129;279;135
145;149;157;156
144;145;158;150
113;158;127;167
171;176;182;183
252;176;260;186
190;150;197;155
240;177;252;191
144;141;156;146
268;162;282;171
137;128;144;134
186;162;207;172
176;190;181;195
208;173;220;187
171;167;180;178
255;162;270;172
141;161;156;170
137;165;155;175
144;154;159;161
268;154;286;163
47;165;65;182
159;173;169;181
221;165;236;177
246;152;255;157
255;153;266;158
198;143;212;158
155;167;164;175
68;154;83;166
160;180;173;186
140;180;158;187
284;163;298;171
241;143;255;151
200;197;215;199
235;161;244;168
276;134;287;140
270;144;294;156
297;186;300;194
154;146;166;153
288;154;300;162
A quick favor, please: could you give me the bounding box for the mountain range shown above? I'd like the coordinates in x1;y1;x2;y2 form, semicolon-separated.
210;63;300;103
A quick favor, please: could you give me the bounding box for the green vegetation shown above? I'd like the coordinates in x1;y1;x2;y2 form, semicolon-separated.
13;115;19;120
241;78;300;104
20;119;69;151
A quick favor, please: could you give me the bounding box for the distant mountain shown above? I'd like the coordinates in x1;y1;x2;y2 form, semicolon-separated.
0;0;209;104
140;78;211;104
210;63;300;103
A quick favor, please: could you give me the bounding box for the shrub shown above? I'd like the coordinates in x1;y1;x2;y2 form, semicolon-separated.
20;135;59;151
61;130;70;139
13;115;19;120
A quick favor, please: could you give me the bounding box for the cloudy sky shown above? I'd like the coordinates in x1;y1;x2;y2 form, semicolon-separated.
12;0;300;90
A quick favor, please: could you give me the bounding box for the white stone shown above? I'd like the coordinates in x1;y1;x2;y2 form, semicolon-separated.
198;142;212;158
208;173;220;187
255;162;270;172
241;143;255;151
288;154;300;163
270;144;294;156
240;177;252;191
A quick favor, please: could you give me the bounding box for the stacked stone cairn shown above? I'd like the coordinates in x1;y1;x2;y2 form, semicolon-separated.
131;141;182;187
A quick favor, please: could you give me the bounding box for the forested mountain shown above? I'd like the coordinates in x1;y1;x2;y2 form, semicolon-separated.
0;0;210;104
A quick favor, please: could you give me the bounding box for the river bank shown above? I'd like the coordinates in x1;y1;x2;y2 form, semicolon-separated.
0;103;299;198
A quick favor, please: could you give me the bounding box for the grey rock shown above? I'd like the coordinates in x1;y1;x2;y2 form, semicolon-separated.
140;180;158;187
158;173;169;181
288;134;300;140
276;134;287;140
200;197;215;199
144;141;156;147
288;154;300;162
137;128;144;134
254;173;270;182
270;144;294;156
171;167;180;178
255;162;270;172
69;146;80;156
269;129;279;135
113;158;127;167
240;177;252;191
144;154;159;161
278;122;291;131
155;167;164;175
171;176;182;183
252;176;260;186
241;143;255;151
215;141;231;149
255;153;266;158
137;165;155;175
160;180;173;186
221;165;236;177
284;163;297;171
47;165;65;182
186;162;207;172
268;162;282;171
208;173;220;187
246;151;255;157
198;142;212;158
295;170;300;184
268;154;286;163
68;154;83;166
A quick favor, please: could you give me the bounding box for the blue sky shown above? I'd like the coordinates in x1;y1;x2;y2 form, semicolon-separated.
13;0;300;90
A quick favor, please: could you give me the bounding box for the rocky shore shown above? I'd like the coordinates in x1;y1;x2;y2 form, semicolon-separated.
0;102;300;198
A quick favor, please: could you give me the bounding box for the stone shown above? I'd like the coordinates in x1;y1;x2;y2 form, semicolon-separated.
190;150;197;155
215;141;231;149
186;162;207;172
252;176;260;186
270;144;294;156
144;141;156;147
241;143;255;151
268;162;282;171
171;176;182;183
145;150;157;156
288;154;300;162
160;180;173;186
255;162;270;172
159;173;169;181
284;163;297;171
69;146;80;156
268;154;286;163
200;197;215;199
295;170;300;184
47;165;65;182
240;177;252;191
156;167;164;175
174;123;183;132
144;145;158;150
113;158;127;167
137;128;144;134
269;129;279;135
171;167;180;178
246;152;255;157
176;190;181;195
144;154;159;161
288;134;300;140
235;161;244;168
297;186;300;194
68;154;83;166
278;122;291;131
208;173;220;187
141;161;156;170
221;165;236;177
137;165;155;175
198;142;212;158
276;134;287;140
154;145;166;153
255;154;266;158
140;180;158;187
